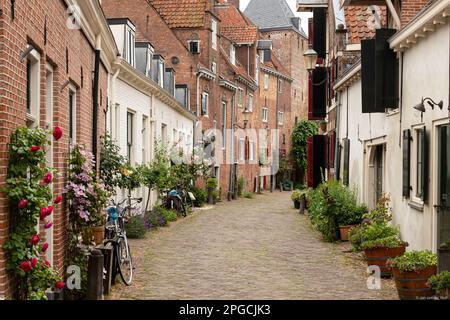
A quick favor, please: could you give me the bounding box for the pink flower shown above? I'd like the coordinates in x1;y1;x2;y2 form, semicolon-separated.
53;127;63;141
40;208;48;221
18;199;28;210
45;260;51;267
55;281;65;290
20;261;32;273
44;221;53;229
31;258;38;269
41;243;49;253
43;173;53;185
30;146;41;153
46;206;54;216
54;195;63;204
29;234;40;246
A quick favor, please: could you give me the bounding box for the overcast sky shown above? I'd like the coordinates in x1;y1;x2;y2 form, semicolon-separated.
240;0;312;33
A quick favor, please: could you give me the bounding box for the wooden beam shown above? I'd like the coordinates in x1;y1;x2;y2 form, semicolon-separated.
414;32;425;38
423;25;435;32
406;38;417;44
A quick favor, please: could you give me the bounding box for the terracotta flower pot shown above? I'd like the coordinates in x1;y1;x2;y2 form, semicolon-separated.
82;226;105;245
339;225;357;242
364;244;407;277
392;266;437;300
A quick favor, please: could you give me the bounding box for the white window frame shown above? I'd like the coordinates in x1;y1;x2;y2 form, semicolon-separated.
212;61;217;74
188;40;201;54
69;86;77;146
201;92;209;116
125;26;136;67
248;94;253;112
264;74;269;90
278;111;284;125
211;19;218;50
262;108;269;123
412;125;426;205
278;78;283;93
221;101;227;149
238;138;245;161
230;45;236;66
26;49;41;128
237;88;244;107
249;141;255;162
127;111;135;164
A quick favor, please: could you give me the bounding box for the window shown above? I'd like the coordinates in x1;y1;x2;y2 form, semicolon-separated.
278;111;284;125
221;101;227;149
237;88;244;107
201;92;209;116
175;85;189;109
211;61;217;74
255;55;260;85
26;49;40;128
142;116;148;164
161;123;168;146
69;88;77;145
125;27;136;67
415;127;427;201
230;45;236;65
278;79;283;93
248;94;253;112
238;138;245;161
188;40;200;54
211;19;218;50
262;108;268;123
127;112;134;163
264;74;269;90
249;141;255;162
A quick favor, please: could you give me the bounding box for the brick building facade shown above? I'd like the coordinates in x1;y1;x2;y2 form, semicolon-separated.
0;0;117;298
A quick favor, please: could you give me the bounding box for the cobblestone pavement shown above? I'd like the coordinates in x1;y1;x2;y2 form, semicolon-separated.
109;192;398;300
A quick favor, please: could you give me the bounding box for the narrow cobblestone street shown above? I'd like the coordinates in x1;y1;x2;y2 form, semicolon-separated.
110;192;398;300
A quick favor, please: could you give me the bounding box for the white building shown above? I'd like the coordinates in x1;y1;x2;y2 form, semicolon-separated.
107;18;197;207
332;0;449;254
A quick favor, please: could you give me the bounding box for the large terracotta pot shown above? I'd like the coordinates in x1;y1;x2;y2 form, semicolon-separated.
392;266;437;300
82;226;105;245
339;225;357;242
364;244;407;277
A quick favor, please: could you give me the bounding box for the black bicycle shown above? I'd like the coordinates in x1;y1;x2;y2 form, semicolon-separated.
105;196;142;286
162;185;194;217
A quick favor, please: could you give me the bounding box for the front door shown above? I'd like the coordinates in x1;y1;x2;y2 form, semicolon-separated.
437;124;450;271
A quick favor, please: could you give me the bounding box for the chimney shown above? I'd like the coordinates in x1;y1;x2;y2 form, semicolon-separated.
226;0;240;8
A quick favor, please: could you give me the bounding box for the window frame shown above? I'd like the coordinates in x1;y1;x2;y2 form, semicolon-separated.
262;107;269;123
221;101;227;149
278;111;284;125
69;86;77;146
126;111;135;163
201;92;209;116
26;49;41;128
237;88;244;108
230;45;236;65
248;94;253;112
264;73;269;90
211;19;218;50
238;138;245;162
188;40;201;54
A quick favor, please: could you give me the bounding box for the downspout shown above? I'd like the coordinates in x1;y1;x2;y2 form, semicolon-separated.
399;52;404;147
229;92;236;200
93;36;101;170
334;91;342;180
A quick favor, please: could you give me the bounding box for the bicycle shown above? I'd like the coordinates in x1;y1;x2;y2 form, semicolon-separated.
162;185;195;217
105;195;143;286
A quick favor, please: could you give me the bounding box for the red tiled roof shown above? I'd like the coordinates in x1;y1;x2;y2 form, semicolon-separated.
344;5;387;44
217;4;258;44
147;0;207;28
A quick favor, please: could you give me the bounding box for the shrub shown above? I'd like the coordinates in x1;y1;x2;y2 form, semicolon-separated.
428;272;450;296
125;216;147;239
243;191;254;199
190;187;207;207
349;225;364;251
207;177;218;189
147;207;167;228
388;250;437;272
161;207;178;222
291;190;302;202
237;177;245;197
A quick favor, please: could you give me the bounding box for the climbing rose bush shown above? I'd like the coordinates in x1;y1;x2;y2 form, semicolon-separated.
2;127;64;300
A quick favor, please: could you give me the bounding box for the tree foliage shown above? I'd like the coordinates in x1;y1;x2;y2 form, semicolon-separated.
291;120;319;172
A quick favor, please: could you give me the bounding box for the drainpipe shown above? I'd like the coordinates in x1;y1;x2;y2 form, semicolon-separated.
229;91;236;200
93;36;101;171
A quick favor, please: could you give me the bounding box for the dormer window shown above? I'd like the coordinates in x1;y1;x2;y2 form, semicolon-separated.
175;84;189;109
164;68;176;96
188;33;201;54
107;18;136;67
230;45;236;65
152;54;165;87
136;42;154;77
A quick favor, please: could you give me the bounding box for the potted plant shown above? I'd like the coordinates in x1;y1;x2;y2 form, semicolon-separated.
388;251;438;300
428;271;450;300
338;204;367;241
291;190;302;209
361;223;407;277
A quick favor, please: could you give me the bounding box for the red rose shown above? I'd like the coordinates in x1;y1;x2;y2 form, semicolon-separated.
44;221;53;229
54;195;63;204
55;281;65;290
43;173;53;185
46;206;54;216
29;234;40;246
30;146;41;153
40;208;48;221
45;260;51;267
18;199;28;210
53;127;63;141
20;261;32;273
31;257;38;269
42;243;49;253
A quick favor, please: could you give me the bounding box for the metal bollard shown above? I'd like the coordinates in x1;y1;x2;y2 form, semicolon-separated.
86;249;104;300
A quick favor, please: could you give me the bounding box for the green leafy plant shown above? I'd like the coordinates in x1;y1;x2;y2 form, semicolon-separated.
2;127;64;300
161;207;178;223
428;272;450;297
349;225;364;251
360;223;403;250
243;191;254;199
237;177;245;197
190;187;207;207
100;135;127;194
291;120;319;175
291;190;303;202
388;251;437;273
207;177;218;190
125;216;147;239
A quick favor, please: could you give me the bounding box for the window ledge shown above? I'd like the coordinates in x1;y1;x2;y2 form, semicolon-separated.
386;109;400;117
408;200;424;212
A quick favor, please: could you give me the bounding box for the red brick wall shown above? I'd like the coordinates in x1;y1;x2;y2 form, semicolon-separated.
400;0;429;26
0;0;108;298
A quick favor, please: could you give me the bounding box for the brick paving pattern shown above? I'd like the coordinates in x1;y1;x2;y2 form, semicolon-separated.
109;192;398;300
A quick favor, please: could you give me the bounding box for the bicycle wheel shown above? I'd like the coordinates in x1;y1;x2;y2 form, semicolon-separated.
116;236;133;286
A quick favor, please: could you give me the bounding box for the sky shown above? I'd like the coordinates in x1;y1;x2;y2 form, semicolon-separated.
240;0;312;34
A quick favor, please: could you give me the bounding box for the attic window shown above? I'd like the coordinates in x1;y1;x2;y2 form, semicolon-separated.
189;40;200;54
